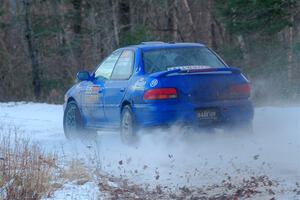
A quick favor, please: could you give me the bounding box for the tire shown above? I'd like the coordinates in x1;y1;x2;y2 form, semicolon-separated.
120;105;138;145
63;101;84;139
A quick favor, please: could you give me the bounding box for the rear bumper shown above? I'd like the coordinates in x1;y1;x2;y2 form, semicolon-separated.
133;99;254;128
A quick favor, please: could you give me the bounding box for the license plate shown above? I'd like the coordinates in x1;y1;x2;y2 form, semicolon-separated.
197;109;217;120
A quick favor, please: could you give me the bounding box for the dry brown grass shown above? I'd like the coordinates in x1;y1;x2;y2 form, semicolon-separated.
59;159;91;186
0;126;60;200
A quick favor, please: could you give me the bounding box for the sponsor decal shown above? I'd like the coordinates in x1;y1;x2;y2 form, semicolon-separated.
150;79;158;87
86;94;98;103
132;78;146;90
84;85;101;103
91;86;101;92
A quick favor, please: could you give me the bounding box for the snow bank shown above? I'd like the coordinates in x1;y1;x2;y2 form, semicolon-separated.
0;102;299;198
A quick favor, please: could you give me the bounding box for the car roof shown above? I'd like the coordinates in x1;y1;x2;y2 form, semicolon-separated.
124;41;205;50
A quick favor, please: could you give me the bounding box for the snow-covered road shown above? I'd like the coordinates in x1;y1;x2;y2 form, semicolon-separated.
0;102;299;198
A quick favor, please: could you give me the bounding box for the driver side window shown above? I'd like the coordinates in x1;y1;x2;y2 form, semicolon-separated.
95;50;121;80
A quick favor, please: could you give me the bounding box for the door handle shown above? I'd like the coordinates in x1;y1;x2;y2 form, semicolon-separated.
120;88;125;92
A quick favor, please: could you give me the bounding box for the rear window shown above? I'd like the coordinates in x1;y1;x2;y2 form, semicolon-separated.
142;47;226;74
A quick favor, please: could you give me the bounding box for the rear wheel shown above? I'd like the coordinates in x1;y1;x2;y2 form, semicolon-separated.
120;105;138;145
63;101;84;139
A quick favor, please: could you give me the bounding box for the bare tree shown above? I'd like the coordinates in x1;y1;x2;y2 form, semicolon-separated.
110;0;120;47
181;0;196;41
168;0;178;41
71;0;82;68
23;0;41;99
0;0;299;102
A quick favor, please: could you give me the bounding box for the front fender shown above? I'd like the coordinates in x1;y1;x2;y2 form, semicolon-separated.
63;83;81;110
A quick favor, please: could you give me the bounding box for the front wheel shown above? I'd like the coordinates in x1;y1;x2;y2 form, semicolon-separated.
120;105;138;145
63;101;84;139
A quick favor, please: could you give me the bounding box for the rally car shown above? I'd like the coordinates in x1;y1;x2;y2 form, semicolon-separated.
63;42;254;143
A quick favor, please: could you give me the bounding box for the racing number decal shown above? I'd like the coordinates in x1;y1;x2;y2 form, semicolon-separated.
85;85;101;103
91;85;101;93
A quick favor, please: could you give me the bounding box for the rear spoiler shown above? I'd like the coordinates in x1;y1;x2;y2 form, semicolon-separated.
150;67;241;78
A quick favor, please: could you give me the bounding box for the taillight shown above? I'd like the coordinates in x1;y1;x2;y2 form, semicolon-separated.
229;83;251;96
143;88;177;100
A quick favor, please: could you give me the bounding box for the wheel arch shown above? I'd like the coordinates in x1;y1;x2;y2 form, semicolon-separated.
67;96;76;104
121;100;131;113
65;96;87;127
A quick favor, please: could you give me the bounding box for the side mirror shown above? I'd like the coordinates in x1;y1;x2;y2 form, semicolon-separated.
76;71;91;81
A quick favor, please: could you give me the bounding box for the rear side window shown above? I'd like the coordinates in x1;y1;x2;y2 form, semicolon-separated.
143;47;226;74
111;50;134;80
95;50;121;80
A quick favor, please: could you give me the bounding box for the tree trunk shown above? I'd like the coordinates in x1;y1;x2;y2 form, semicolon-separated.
51;0;66;47
9;0;17;15
23;0;41;99
89;4;98;64
71;0;82;68
237;35;250;67
207;0;217;49
182;0;196;41
212;15;225;45
287;13;294;85
111;0;120;47
118;0;131;43
168;0;178;41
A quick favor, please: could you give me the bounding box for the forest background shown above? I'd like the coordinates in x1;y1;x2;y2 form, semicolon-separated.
0;0;299;104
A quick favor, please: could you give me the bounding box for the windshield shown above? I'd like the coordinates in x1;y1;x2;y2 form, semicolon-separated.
142;47;226;74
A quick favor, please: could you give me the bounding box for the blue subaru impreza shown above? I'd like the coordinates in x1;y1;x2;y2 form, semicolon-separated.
63;42;254;143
